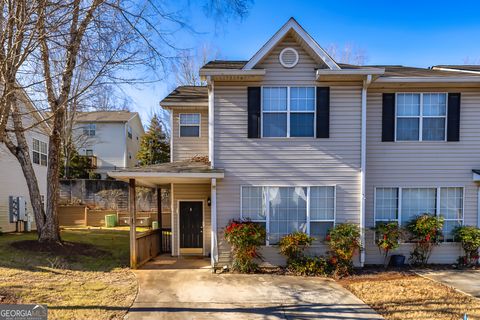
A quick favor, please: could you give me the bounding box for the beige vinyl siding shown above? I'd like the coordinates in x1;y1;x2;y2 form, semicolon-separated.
213;35;363;265
171;183;211;257
171;107;209;161
365;88;480;264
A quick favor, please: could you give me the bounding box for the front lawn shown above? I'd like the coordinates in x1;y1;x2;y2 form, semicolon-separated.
0;228;137;320
339;269;480;320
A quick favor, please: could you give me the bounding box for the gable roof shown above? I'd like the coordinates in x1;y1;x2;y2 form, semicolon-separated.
76;111;138;123
243;17;340;70
160;86;208;107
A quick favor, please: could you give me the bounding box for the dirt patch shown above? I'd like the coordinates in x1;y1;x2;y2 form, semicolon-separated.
0;290;18;304
10;240;110;258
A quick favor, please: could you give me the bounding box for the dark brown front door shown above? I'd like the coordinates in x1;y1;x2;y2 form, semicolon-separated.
179;201;203;248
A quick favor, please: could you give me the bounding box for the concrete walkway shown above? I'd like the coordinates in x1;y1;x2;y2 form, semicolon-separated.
419;269;480;298
125;255;382;320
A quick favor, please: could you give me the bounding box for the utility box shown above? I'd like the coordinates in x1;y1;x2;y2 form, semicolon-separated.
9;196;27;222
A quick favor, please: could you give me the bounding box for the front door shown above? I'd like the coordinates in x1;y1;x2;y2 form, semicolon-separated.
179;201;203;250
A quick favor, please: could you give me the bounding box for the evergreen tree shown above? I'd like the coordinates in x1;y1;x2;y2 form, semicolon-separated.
137;114;170;166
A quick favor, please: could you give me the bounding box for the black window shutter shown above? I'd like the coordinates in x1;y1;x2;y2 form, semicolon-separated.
382;93;395;142
447;93;461;141
247;87;261;138
316;87;330;138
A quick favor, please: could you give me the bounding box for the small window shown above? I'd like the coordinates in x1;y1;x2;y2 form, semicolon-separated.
33;138;48;166
127;126;132;139
396;93;446;141
179;114;200;137
83;123;96;136
85;149;94;156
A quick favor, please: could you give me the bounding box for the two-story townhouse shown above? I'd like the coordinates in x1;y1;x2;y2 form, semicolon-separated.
110;18;480;269
74;111;145;179
0;92;49;232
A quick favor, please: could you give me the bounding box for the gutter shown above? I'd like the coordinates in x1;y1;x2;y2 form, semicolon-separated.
375;76;480;83
432;67;480;75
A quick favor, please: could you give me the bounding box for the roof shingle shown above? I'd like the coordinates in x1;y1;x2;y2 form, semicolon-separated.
76;111;137;122
160;86;208;105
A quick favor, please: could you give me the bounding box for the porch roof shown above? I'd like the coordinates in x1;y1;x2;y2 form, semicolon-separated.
108;160;224;187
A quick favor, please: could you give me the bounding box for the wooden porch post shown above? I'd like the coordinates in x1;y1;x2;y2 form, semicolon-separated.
129;178;137;269
157;187;162;253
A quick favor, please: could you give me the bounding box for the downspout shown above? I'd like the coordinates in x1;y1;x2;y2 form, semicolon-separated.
477;186;480;227
207;76;218;269
208;76;214;167
211;178;218;269
360;74;372;267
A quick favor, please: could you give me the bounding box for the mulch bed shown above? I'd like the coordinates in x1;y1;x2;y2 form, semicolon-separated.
10;240;110;258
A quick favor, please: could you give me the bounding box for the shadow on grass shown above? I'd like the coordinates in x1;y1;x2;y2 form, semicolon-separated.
0;229;130;272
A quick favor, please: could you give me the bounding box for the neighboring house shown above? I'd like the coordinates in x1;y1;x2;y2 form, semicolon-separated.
0;93;49;232
110;18;480;268
74;111;145;179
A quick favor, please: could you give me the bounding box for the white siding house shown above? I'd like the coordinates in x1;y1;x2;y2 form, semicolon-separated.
74;111;144;178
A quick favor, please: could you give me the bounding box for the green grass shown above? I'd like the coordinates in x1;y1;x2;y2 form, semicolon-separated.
0;229;137;320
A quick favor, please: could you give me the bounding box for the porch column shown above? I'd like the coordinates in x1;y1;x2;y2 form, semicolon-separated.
129;178;137;268
211;178;218;268
157;187;163;253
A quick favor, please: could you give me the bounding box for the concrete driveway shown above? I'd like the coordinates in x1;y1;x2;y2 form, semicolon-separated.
125;256;382;320
419;269;480;298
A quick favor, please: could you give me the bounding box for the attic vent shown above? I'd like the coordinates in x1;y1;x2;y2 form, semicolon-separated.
279;47;299;68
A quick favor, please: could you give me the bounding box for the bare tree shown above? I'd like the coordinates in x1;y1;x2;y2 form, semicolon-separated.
326;43;368;65
172;44;219;87
0;0;251;243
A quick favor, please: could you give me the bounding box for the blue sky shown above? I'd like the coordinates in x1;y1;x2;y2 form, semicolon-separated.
128;0;480;126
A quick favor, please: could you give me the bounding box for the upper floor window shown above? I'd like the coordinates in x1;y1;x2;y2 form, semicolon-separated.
262;87;315;138
33;138;48;166
179;113;200;137
396;93;447;141
83;123;96;136
127;125;133;139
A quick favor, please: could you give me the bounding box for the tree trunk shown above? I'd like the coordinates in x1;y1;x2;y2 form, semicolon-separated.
41;107;65;243
4;137;46;235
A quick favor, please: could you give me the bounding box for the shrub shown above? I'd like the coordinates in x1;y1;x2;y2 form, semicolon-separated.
373;222;402;267
279;231;314;262
326;223;361;278
287;256;329;276
453;225;480;266
406;214;444;266
224;220;266;273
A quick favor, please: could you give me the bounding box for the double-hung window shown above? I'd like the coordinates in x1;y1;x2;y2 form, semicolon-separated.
83;123;96;136
241;186;335;245
396;93;447;141
33;138;48;166
262;87;315;137
179;113;200;137
375;187;463;241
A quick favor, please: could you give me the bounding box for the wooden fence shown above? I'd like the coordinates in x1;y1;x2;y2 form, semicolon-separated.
58;205;168;227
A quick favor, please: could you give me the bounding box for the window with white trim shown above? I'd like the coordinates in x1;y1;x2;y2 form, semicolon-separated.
375;187;463;241
33;138;48;166
262;87;315;138
179;113;200;137
241;186;335;245
83;123;96;136
127;125;133;139
396;93;447;141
